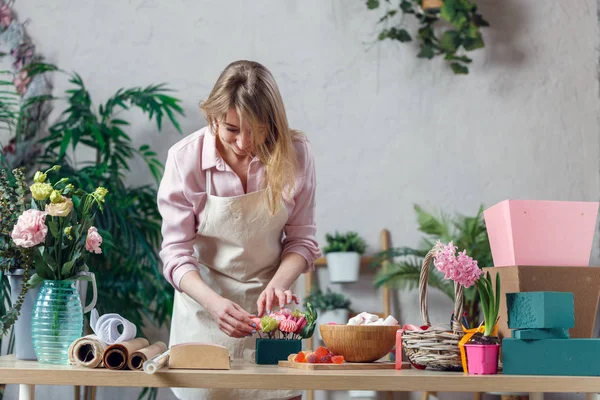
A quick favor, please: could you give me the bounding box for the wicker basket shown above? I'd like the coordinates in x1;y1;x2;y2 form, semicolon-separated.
401;249;464;371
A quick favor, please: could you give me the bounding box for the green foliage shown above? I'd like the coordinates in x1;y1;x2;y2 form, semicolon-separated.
0;163;33;334
323;231;367;254
372;204;492;325
299;302;318;339
36;69;184;332
304;287;351;311
476;271;500;336
365;0;489;74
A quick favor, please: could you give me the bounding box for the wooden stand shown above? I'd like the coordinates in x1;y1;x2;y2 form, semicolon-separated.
304;229;393;400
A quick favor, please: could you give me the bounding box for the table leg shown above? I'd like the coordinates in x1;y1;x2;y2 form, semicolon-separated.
585;394;599;400
529;393;543;400
19;384;34;400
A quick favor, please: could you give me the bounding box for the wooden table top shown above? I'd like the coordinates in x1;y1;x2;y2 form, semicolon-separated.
1;355;599;392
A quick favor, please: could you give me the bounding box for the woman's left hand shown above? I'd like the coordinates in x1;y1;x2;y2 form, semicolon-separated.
257;286;299;317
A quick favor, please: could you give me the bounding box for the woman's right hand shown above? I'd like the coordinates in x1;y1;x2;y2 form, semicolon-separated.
206;296;257;338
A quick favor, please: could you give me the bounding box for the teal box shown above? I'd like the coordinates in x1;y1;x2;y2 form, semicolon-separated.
255;339;301;365
502;338;600;376
506;292;574;329
511;328;570;340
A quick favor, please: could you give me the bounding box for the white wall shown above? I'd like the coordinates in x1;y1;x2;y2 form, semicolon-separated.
4;1;600;399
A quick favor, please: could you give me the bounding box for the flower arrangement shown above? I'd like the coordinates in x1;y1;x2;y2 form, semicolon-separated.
433;241;500;344
253;303;318;340
10;165;107;286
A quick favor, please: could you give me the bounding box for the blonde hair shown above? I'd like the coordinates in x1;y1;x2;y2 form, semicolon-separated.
200;60;303;215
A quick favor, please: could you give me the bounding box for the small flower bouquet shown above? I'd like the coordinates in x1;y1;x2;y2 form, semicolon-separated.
254;303;317;365
12;166;107;285
8;165;107;364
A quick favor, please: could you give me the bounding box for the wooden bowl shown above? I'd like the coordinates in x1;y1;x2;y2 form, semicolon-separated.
319;324;399;362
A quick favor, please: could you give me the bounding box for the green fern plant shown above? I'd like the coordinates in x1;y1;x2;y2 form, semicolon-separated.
323;232;367;254
372;204;492;326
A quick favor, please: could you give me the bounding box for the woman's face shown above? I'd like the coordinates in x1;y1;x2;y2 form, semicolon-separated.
217;108;253;157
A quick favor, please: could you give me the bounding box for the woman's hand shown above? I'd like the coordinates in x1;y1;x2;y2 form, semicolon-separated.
206;296;256;338
257;286;299;317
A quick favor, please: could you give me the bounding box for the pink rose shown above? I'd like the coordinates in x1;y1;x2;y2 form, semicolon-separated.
11;209;48;248
85;226;103;254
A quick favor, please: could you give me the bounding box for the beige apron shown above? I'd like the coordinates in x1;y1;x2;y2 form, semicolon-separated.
169;168;301;400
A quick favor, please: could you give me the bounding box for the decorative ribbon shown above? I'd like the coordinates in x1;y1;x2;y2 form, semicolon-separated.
458;323;498;373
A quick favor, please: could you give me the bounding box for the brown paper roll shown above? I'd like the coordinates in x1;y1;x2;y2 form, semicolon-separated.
103;338;150;370
128;341;168;370
68;334;107;368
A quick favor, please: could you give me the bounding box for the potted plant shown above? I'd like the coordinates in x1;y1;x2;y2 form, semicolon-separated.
323;232;367;283
304;287;351;341
9;165;102;364
254;303;317;365
464;271;501;374
365;0;489;74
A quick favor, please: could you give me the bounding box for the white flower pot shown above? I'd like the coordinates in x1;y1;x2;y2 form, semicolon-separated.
326;252;361;283
317;308;349;342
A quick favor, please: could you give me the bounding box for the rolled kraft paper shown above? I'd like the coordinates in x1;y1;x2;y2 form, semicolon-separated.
103;338;150;370
68;334;107;368
128;341;168;370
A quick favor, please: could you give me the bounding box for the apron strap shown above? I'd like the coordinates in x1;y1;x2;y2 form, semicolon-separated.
206;168;212;196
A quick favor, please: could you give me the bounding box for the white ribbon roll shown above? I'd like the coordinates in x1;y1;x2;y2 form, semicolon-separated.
90;308;137;345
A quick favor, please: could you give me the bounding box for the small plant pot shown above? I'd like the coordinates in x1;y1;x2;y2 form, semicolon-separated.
317;309;350;342
422;0;443;11
465;344;500;374
326;252;361;283
255;338;302;365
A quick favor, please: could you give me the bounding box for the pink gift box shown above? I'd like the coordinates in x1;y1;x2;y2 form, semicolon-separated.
484;200;599;267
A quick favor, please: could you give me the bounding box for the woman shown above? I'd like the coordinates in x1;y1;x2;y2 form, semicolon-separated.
157;60;321;400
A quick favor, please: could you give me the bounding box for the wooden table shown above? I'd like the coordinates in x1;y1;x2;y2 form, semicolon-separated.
1;355;599;400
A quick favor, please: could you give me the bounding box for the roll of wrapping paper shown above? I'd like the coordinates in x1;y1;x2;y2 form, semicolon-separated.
143;348;170;374
68;334;107;368
128;341;168;370
103;338;150;370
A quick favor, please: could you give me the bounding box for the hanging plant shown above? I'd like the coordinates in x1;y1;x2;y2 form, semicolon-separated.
365;0;489;74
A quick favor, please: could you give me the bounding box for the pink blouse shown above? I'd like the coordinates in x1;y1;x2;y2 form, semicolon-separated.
157;127;322;291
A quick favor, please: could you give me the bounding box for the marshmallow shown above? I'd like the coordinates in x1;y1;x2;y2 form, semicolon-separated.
383;316;399;326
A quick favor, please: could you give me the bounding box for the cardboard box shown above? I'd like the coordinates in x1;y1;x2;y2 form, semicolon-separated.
483;200;598;266
485;266;600;339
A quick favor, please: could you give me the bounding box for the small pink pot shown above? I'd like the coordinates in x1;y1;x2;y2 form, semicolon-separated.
465;344;500;375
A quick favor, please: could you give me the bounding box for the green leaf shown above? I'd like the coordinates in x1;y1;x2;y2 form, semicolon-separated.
395;28;412;42
90;124;106;150
367;0;380;9
400;0;414;13
450;62;469;74
439;31;460;52
27;273;44;288
47;220;59;238
463;33;485;51
59;130;73;159
61;260;76;277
